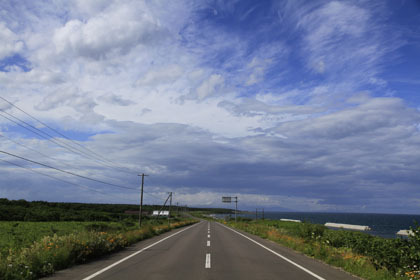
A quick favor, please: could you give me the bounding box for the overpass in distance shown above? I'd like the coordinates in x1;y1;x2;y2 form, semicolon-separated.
45;221;359;280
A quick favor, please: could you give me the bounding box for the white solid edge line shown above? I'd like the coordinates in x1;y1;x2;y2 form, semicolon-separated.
218;223;326;280
205;253;211;268
82;222;201;280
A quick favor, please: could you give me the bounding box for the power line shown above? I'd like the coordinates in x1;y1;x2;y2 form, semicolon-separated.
0;111;75;153
0;150;137;191
141;176;169;201
0;95;136;173
0;109;124;173
0;97;145;196
0;96;118;163
0;133;59;163
143;191;167;202
0;158;137;201
0;132;134;187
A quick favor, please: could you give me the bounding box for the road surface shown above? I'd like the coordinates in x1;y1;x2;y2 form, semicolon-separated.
45;221;360;280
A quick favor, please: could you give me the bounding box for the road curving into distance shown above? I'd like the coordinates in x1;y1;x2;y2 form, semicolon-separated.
44;221;360;280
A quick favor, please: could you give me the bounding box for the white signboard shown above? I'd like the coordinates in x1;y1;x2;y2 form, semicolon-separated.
152;210;169;216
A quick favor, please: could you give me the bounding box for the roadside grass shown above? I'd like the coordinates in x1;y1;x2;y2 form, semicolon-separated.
0;221;140;257
0;218;197;280
225;219;420;280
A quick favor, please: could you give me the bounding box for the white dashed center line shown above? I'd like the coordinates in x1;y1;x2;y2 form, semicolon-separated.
205;253;211;268
206;222;212;268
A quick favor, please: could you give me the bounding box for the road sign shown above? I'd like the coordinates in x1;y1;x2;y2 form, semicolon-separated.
222;196;238;222
222;197;231;203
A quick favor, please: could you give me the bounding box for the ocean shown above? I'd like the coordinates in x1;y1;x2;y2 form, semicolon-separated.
217;212;420;239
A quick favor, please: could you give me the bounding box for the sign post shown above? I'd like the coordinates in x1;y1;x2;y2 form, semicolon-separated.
222;196;238;222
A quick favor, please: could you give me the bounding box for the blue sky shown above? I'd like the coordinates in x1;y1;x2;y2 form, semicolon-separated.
0;0;420;213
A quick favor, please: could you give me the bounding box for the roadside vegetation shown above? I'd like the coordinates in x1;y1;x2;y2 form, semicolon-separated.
1;220;145;257
0;198;233;222
0;198;198;280
0;198;161;222
222;218;420;280
0;219;196;280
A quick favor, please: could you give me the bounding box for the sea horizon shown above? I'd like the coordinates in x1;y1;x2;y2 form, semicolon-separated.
216;211;420;239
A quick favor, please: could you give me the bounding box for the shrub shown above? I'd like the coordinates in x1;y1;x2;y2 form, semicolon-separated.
297;222;325;241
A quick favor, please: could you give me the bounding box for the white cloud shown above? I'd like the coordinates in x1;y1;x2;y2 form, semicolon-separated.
196;74;224;100
73;0;113;16
0;68;63;85
0;0;419;214
315;60;325;74
302;1;369;43
137;64;184;86
33;86;105;125
53;2;166;60
0;22;23;59
2;95;420;213
245;57;267;86
296;1;394;84
276;97;419;140
99;93;134;106
369;77;387;87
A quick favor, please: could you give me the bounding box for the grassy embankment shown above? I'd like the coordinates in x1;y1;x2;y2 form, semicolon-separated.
0;218;197;279
0;198;199;280
218;218;419;280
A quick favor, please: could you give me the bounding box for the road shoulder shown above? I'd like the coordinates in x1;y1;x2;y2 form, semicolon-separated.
42;222;201;280
216;222;362;280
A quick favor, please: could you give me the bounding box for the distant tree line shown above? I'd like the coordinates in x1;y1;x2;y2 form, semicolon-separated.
0;198;234;221
0;198;143;222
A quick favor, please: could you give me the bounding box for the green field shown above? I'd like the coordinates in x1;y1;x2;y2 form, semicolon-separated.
0;221;141;256
0;218;197;279
0;197;188;258
0;198;199;279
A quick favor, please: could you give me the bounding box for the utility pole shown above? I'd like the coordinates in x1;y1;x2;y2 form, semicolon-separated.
168;192;172;225
256;208;264;221
155;192;171;219
176;202;179;215
234;196;238;222
138;173;148;227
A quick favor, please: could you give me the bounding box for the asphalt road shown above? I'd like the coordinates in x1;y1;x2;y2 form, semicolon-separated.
45;221;361;280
